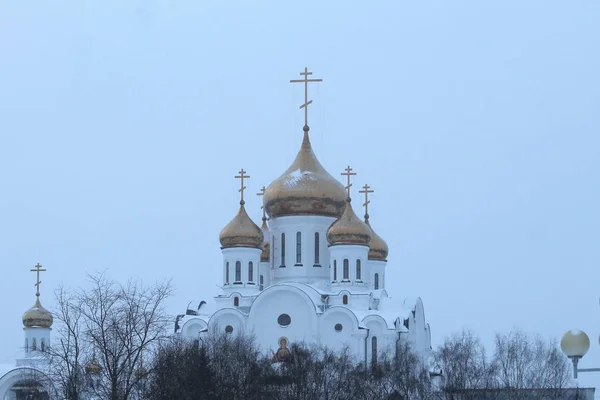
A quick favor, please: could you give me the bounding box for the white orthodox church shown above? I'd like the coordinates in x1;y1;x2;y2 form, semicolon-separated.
0;265;58;399
179;69;433;367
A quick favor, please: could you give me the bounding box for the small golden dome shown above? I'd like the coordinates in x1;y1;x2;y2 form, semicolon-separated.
365;217;389;261
219;201;264;249
85;358;102;375
22;298;53;328
327;199;371;246
264;127;346;218
260;217;270;262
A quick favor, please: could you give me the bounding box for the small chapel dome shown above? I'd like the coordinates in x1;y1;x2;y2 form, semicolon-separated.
219;201;264;249
365;217;389;261
260;217;270;262
85;358;102;375
264;127;346;218
327;199;371;246
22;298;53;329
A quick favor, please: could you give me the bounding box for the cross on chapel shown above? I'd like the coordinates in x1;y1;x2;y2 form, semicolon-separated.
359;184;375;218
30;263;46;298
290;67;323;129
340;166;357;199
235;169;250;204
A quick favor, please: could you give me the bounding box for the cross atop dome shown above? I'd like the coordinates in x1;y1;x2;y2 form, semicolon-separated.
290;67;323;131
341;166;357;200
359;184;374;219
30;263;46;298
235;169;250;205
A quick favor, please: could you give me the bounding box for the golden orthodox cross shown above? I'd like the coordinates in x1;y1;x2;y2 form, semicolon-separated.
257;186;267;219
359;184;375;217
290;67;323;128
340;166;357;199
30;263;46;297
235;169;250;203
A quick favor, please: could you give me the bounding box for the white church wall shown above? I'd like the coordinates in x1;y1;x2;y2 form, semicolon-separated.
320;306;365;356
268;215;336;284
328;244;369;289
208;308;246;337
368;260;386;290
221;247;261;294
181;318;208;339
22;327;51;354
247;285;319;353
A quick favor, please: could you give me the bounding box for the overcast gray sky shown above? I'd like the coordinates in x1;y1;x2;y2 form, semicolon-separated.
1;0;599;391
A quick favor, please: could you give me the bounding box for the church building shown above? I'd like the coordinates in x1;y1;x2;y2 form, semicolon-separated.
178;68;433;366
0;264;57;400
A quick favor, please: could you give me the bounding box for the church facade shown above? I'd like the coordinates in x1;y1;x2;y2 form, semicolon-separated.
178;69;432;366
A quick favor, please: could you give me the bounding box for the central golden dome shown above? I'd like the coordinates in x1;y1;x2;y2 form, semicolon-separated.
264;127;346;218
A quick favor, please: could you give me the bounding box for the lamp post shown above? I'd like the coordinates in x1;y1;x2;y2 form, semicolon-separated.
560;329;600;378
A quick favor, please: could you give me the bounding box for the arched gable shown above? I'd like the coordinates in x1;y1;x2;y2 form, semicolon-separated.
207;307;247;336
180;317;208;339
0;367;57;399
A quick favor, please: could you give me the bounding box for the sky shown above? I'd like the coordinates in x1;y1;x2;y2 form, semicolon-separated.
1;0;599;391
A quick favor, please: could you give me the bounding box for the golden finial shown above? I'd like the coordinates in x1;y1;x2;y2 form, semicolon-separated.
290;67;323;130
235;169;250;204
340;166;357;199
257;186;267;221
359;184;374;219
30;263;46;298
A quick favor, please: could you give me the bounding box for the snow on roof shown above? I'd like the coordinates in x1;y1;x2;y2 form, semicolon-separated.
275;282;326;312
351;309;409;332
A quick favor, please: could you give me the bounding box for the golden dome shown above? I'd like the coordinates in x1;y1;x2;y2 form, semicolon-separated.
219;201;264;249
22;298;53;328
264;127;346;218
365;217;389;261
85;358;102;375
260;217;270;262
327;199;371;246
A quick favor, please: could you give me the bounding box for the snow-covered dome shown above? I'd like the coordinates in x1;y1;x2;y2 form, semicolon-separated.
219;201;264;249
327;199;371;246
264;126;346;218
365;217;389;260
22;298;53;329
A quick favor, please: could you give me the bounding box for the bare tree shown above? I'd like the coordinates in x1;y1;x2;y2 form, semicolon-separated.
492;329;571;399
45;285;88;400
50;272;172;400
434;329;498;399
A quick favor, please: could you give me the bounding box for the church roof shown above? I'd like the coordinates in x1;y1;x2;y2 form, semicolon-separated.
263;126;346;218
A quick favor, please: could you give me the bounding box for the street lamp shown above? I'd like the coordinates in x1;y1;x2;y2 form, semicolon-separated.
560;329;600;378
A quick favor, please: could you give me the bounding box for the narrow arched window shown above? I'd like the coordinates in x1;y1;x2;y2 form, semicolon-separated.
41;339;46;352
371;336;378;365
296;232;302;264
234;297;239;307
333;260;337;281
235;261;241;282
25;338;28;353
281;233;286;266
343;295;348;305
248;262;254;282
225;262;230;284
314;232;320;265
32;338;37;351
271;235;275;266
343;259;349;280
260;275;264;291
374;273;379;290
356;259;361;280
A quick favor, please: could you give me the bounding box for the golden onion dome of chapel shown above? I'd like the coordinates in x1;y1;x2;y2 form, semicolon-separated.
357;183;389;261
365;218;389;261
22;297;54;329
22;263;53;329
264;126;346;218
327;197;372;246
219;169;264;249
